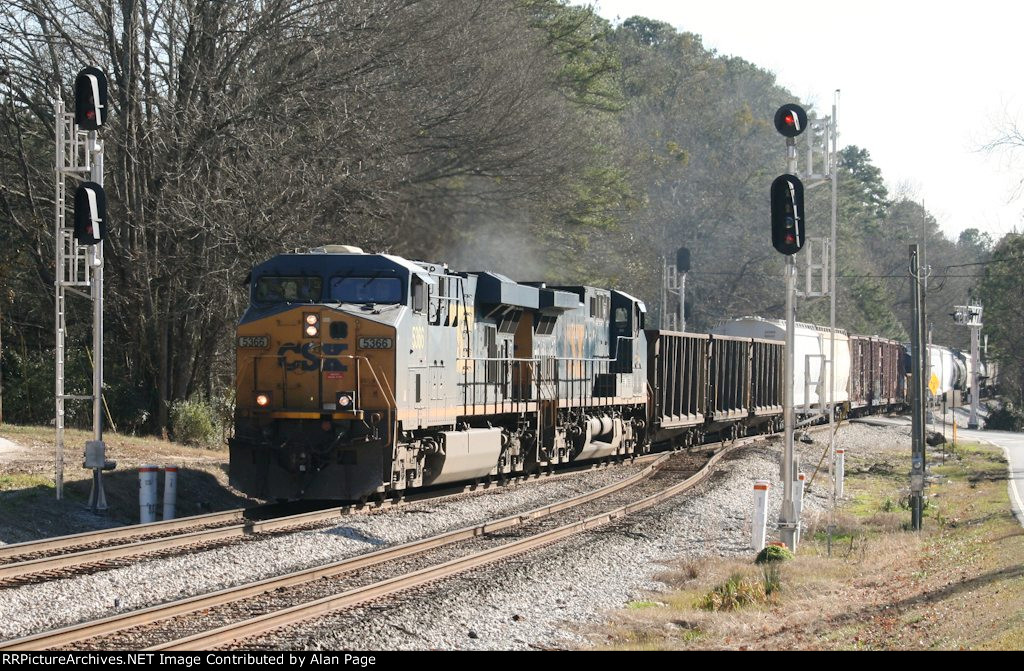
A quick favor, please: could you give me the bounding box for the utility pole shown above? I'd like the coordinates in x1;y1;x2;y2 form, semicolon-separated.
909;245;926;530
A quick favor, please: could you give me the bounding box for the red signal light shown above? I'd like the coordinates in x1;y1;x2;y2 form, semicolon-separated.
785;234;796;244
774;104;807;138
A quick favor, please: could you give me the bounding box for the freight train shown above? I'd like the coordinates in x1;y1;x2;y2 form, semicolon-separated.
229;246;966;501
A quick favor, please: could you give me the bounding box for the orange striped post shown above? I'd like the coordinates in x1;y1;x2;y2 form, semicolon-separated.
752;480;771;551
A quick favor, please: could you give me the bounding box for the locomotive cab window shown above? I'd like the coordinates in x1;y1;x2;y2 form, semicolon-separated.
329;276;402;304
412;276;426;313
254;276;322;304
536;315;557;335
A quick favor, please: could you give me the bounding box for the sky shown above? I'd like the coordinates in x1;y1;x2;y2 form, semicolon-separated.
587;0;1024;242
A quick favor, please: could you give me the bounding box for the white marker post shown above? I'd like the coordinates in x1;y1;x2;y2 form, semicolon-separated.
752;480;771;551
835;449;845;498
139;465;159;523
163;465;178;520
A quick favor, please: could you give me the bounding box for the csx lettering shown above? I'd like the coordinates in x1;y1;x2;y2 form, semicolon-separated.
278;342;349;372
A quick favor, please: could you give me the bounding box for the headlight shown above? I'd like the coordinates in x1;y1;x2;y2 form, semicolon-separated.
337;392;355;409
303;313;319;338
255;392;271;407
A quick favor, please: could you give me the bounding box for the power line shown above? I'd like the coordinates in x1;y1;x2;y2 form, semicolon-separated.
686;252;1022;280
942;254;1024;270
687;271;985;279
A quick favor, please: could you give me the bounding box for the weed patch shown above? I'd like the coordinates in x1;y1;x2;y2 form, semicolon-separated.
697;573;768;611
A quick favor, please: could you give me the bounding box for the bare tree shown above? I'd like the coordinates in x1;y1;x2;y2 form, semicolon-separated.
0;0;605;432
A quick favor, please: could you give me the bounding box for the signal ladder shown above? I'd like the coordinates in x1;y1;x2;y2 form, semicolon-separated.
54;97;105;501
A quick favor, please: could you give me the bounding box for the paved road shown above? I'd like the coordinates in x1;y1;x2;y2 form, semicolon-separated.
853;413;1024;527
0;436;27;457
952;425;1024;526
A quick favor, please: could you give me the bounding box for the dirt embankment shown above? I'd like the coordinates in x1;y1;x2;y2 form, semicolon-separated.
0;424;260;545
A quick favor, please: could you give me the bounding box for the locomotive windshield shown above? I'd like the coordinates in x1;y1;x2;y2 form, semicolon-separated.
254;276;323;303
329;276;403;304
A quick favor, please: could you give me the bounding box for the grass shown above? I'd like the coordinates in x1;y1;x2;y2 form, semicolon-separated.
0;422;228;458
697;573;768;612
0;423;252;544
597;439;1024;650
0;473;54;492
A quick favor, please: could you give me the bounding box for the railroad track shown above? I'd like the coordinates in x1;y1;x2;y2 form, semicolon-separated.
0;454;662;588
1;432;768;651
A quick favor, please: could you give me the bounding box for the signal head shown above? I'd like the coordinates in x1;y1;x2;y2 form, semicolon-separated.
770;174;806;255
74;67;108;130
676;247;690;273
774;103;808;138
73;181;107;245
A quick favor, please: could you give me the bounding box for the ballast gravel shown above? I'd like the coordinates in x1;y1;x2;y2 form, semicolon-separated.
0;461;650;641
0;422;909;648
264;422;911;650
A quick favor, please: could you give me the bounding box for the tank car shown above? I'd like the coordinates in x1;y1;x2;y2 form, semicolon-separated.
926;344;959;403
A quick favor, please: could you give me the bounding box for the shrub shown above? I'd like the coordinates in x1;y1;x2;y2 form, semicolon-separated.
169;398;221;447
697;573;766;611
984;400;1024;432
210;392;236;442
754;544;794;564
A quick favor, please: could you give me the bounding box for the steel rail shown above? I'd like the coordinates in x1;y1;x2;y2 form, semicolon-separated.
153;443;739;651
0;451;676;650
0;454;661;582
0;509;248;561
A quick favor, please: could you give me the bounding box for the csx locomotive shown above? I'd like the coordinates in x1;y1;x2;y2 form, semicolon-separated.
229;246;952;501
231;245;655;500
